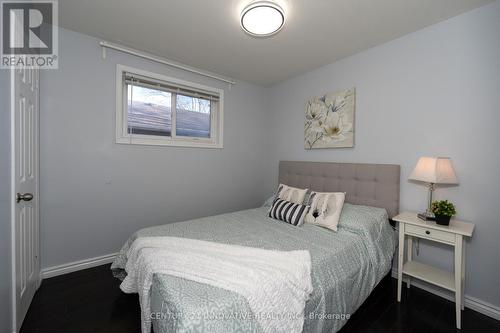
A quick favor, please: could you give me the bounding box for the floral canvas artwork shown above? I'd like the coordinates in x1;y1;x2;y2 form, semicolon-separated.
305;88;355;149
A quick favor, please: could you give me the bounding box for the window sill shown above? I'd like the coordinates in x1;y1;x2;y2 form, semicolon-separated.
115;136;223;149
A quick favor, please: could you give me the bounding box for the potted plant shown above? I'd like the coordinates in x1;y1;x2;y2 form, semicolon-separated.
431;200;457;226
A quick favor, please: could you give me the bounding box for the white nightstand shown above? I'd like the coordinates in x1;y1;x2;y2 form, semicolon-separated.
393;212;474;329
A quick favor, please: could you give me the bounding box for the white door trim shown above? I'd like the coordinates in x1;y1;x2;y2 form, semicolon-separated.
10;67;17;333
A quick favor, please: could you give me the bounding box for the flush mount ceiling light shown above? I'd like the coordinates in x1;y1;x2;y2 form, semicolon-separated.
240;1;285;37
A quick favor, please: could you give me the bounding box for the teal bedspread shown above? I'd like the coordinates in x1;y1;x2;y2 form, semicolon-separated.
111;204;396;333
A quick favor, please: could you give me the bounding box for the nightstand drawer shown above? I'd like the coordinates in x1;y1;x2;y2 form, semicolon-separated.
406;224;455;244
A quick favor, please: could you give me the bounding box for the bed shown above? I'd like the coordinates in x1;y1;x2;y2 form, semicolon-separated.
112;161;400;333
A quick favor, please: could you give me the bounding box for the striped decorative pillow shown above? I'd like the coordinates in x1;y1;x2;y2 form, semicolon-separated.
268;198;310;226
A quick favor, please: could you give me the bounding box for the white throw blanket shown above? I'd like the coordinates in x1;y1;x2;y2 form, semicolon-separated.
120;237;313;333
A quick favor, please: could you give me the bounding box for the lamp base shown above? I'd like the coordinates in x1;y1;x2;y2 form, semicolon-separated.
417;212;435;221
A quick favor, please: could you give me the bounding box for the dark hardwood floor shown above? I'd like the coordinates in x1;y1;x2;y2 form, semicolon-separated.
20;264;500;333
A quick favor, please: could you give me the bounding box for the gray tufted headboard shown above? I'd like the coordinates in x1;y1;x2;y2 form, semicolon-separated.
279;161;400;218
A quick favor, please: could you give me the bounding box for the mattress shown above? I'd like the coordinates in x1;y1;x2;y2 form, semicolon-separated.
111;203;396;333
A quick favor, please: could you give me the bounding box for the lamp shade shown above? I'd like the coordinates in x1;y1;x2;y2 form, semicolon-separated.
409;157;459;184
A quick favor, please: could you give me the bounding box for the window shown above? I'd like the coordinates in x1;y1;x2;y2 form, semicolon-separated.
116;65;223;148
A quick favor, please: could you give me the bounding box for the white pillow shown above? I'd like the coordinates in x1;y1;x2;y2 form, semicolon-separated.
304;191;346;231
275;183;308;205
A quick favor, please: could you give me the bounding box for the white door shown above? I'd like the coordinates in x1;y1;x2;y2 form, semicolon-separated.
12;66;40;330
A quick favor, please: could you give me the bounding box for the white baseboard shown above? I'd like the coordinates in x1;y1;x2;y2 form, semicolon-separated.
391;269;500;321
41;253;118;279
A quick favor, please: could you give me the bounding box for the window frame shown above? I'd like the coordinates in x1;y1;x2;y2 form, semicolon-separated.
115;64;224;148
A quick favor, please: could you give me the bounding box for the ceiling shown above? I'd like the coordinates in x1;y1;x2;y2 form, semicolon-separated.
59;0;493;85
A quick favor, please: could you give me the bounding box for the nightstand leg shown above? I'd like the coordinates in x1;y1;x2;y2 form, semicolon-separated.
406;236;412;288
455;235;463;329
461;239;466;310
397;223;405;302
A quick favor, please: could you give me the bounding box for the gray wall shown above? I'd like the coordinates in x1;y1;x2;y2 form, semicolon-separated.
39;28;275;269
268;1;500;307
0;69;12;331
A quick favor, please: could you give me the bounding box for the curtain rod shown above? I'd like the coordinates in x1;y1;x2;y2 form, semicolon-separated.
99;41;236;85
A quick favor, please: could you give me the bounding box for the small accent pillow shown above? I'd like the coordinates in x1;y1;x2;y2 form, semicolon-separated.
269;198;309;226
275;183;308;205
304;191;346;231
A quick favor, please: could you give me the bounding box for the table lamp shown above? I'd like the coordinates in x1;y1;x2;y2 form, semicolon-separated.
409;157;458;220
